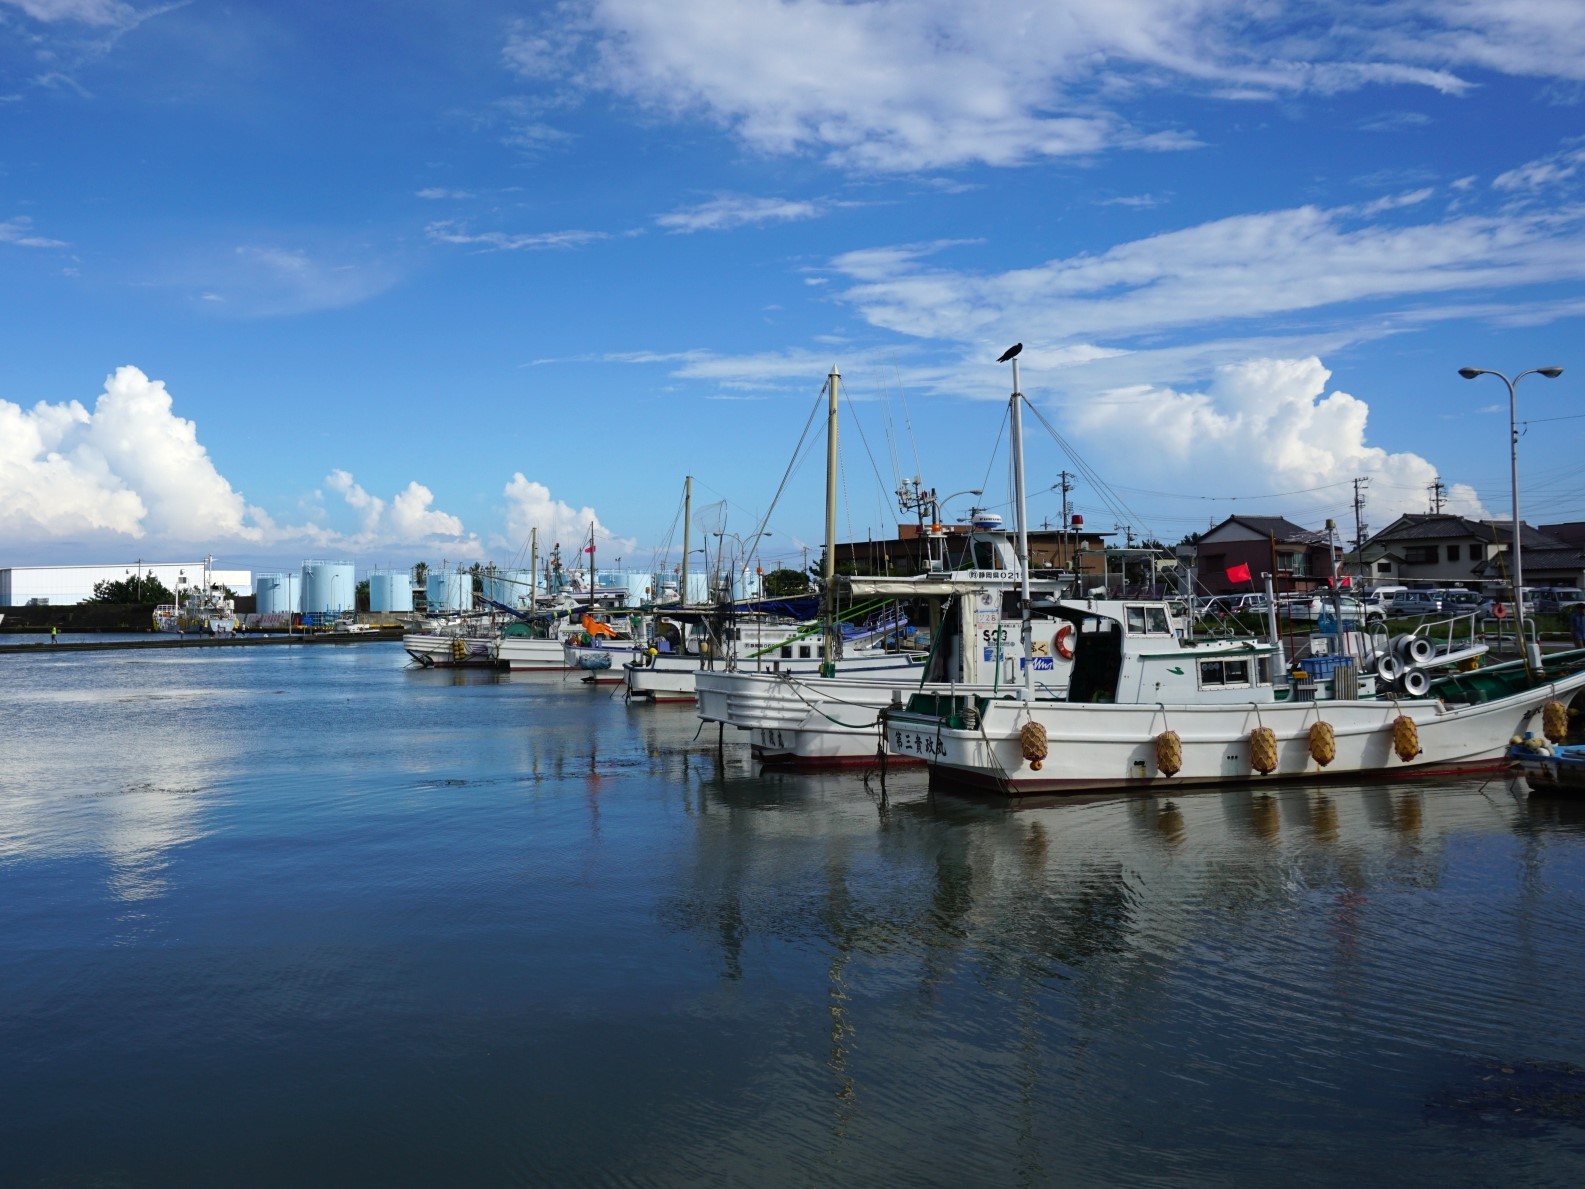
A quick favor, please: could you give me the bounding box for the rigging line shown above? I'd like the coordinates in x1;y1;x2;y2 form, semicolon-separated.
839;375;905;517
1022;401;1159;542
1522;413;1585;427
750;380;831;552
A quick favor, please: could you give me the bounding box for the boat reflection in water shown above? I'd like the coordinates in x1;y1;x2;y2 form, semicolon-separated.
6;643;1585;1185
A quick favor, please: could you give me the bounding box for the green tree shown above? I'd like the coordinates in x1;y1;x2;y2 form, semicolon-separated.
763;567;811;596
355;579;371;612
87;575;175;604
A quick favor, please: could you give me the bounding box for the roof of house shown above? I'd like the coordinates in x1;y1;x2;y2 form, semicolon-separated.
1202;515;1329;546
1371;514;1562;548
1541;522;1585;547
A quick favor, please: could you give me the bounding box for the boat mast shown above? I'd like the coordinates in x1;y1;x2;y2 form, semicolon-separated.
822;368;841;676
1007;352;1033;700
681;475;692;607
587;522;596;618
529;527;538;612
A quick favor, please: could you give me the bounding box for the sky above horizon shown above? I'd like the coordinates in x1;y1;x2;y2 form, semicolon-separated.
3;0;1584;579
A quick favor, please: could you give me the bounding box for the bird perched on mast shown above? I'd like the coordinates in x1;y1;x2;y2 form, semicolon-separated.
997;342;1022;363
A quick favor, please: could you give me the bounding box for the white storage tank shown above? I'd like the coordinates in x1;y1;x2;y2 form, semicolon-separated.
481;567;536;609
254;573;300;614
301;560;356;614
425;568;472;611
368;569;414;613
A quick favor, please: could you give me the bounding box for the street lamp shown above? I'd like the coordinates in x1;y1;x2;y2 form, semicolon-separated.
931;488;982;526
1457;364;1564;669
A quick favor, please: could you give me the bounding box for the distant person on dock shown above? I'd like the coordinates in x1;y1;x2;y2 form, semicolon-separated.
50;625;57;645
1571;604;1585;650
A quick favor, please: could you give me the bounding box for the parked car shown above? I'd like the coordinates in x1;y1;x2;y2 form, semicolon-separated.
1389;589;1445;617
1534;587;1585;614
1284;594;1385;625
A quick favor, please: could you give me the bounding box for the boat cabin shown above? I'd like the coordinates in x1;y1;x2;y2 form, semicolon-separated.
1049;599;1281;704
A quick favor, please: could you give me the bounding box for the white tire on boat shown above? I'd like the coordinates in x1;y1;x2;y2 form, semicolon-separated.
1401;668;1430;696
1376;654;1402;683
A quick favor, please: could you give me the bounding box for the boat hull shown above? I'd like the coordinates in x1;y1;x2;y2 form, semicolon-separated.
403;633;497;667
693;660;953;765
886;674;1585;795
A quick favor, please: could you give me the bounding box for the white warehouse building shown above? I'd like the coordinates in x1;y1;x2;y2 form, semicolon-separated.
0;563;254;607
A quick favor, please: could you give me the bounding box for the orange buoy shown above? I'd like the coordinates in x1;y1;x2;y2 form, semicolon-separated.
1155;730;1182;777
1391;715;1421;762
1543;700;1568;743
1019;721;1049;771
1250;726;1278;775
1308;721;1336;767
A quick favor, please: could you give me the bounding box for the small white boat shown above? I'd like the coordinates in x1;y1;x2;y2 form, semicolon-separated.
152;557;237;635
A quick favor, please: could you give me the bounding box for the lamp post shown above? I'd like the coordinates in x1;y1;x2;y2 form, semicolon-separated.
1457;364;1564;670
929;489;981;568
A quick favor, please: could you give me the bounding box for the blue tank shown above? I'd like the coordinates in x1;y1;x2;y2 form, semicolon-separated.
425;569;471;612
368;570;414;613
301;560;356;614
255;573;300;614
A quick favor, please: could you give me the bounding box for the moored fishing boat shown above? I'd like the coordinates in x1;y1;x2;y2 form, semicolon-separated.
152;557;237;635
883;348;1585;795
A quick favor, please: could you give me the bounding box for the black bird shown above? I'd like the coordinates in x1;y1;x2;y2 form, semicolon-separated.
997;343;1022;363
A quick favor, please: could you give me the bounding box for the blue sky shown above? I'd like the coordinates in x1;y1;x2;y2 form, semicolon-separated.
3;0;1583;578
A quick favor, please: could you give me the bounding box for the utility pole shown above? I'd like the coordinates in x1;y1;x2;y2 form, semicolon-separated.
1428;475;1446;514
1352;477;1370;581
1057;470;1074;568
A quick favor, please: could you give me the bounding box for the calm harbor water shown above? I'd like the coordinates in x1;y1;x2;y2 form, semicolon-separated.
4;642;1585;1186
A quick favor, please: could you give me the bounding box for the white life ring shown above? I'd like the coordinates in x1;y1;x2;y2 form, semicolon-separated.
1054;624;1075;660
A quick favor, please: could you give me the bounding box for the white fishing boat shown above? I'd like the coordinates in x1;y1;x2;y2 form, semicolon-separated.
883;348;1585;795
625;603;913;702
692;365;1087;764
151;557;237;635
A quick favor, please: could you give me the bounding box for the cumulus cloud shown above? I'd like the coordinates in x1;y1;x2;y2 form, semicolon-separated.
1071;357;1488;522
495;1;1585;172
0;365;265;546
323;470;483;556
500;473;635;559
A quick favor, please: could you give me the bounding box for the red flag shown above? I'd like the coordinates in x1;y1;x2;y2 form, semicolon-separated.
583;544;595;553
1226;563;1252;584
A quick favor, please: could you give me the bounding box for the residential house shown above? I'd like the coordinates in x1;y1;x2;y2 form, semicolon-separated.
1366;513;1583;589
1194;516;1337;595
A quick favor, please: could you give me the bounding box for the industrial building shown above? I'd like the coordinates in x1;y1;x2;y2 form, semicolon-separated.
0;562;253;607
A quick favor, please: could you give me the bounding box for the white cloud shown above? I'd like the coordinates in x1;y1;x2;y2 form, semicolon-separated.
500;473;634;559
425;220;608;251
0;216;68;248
1;0;136;25
492;1;1585;172
323;470;482;555
656;194;825;233
0;365;264;545
415;187;475;200
1493;145;1585;192
1070;357;1489;522
827;199;1585;345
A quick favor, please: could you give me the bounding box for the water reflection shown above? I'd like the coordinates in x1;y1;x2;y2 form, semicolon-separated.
6;646;1585;1185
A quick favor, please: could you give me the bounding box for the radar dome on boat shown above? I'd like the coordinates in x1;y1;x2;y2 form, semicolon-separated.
970;513;1004;531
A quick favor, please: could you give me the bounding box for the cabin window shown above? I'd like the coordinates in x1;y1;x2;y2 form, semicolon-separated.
799;645;812;659
1145;607;1171;634
780;646;793;659
1126;606;1147;633
1199;658;1252;689
973;541;998;569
